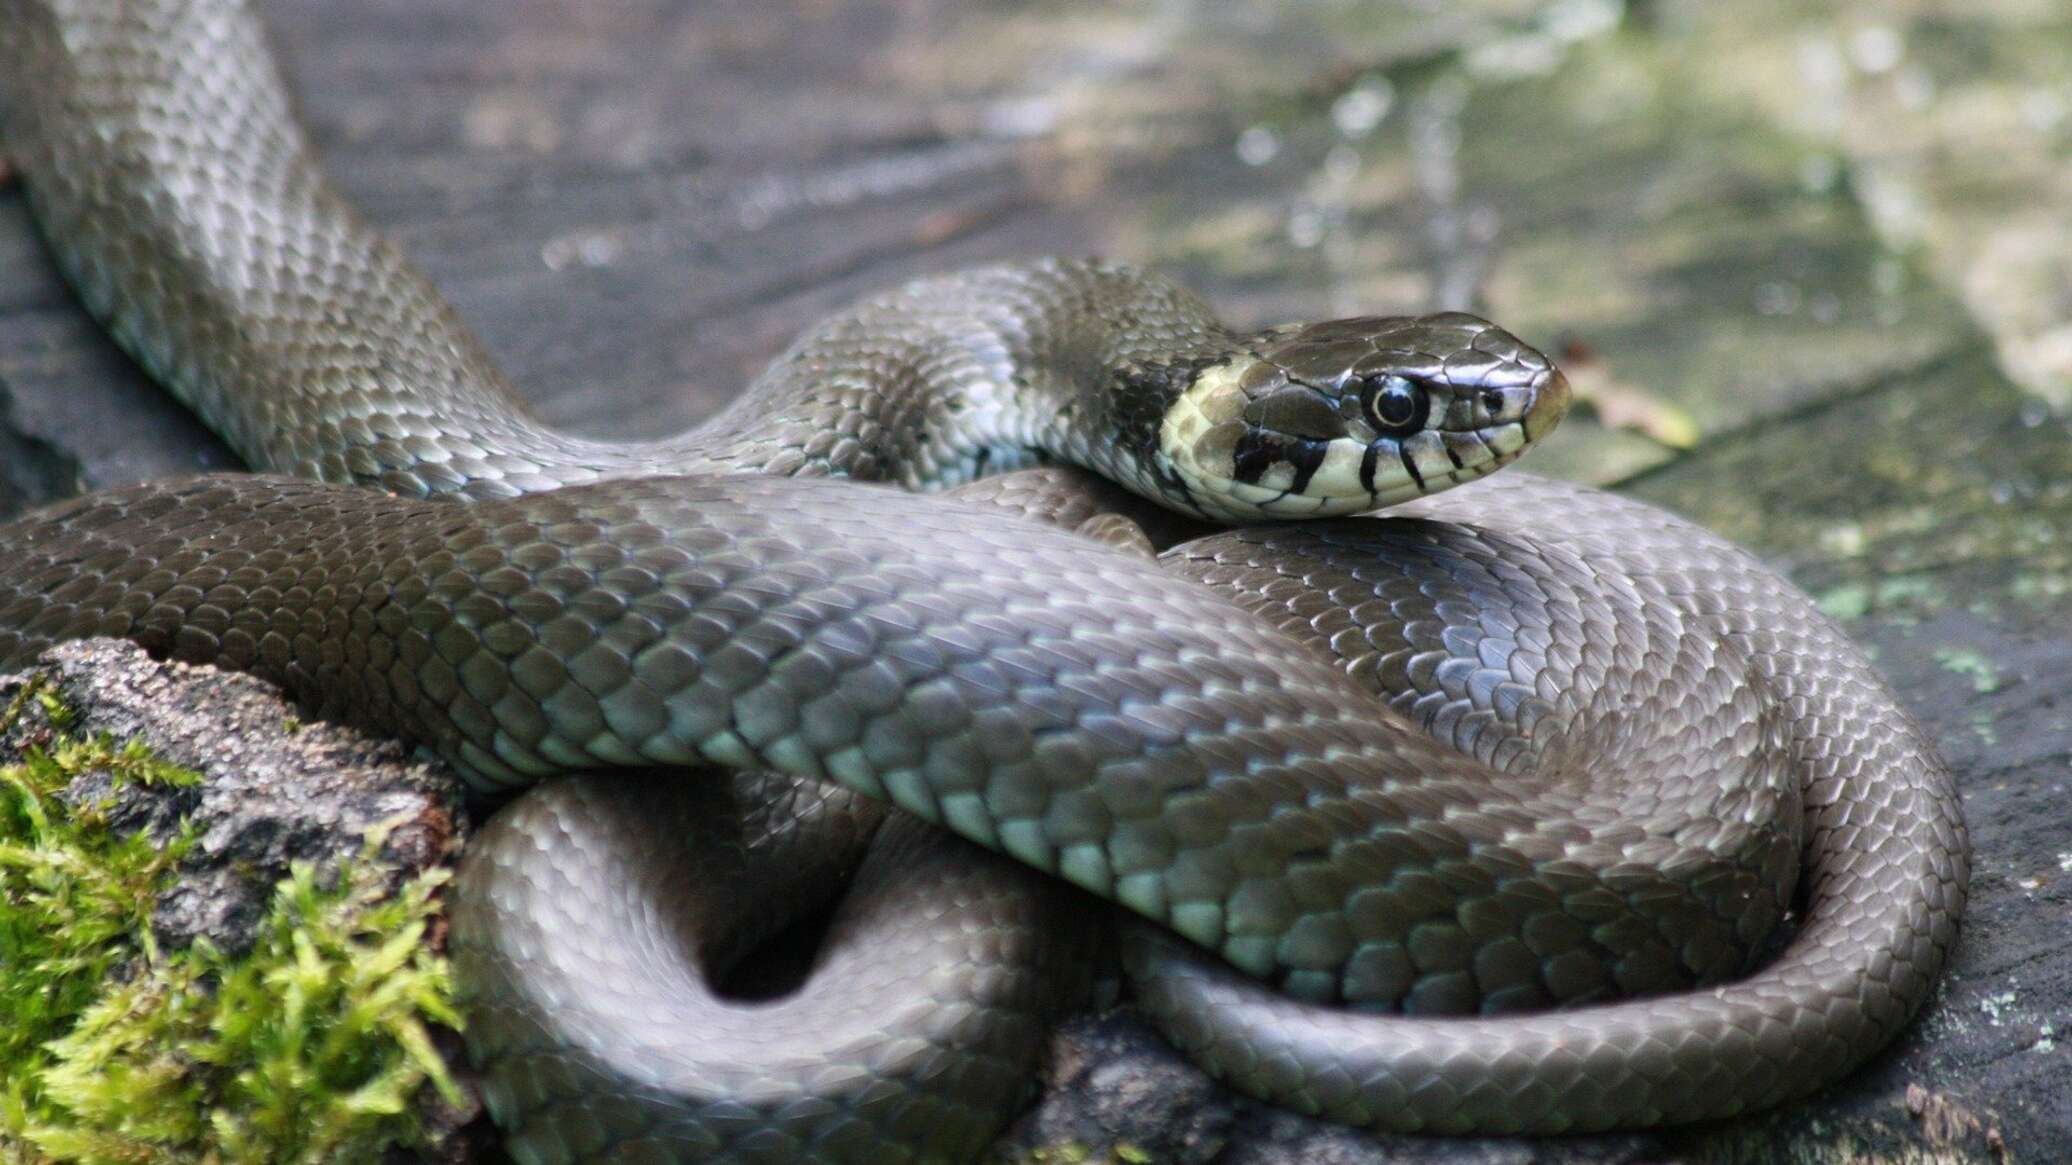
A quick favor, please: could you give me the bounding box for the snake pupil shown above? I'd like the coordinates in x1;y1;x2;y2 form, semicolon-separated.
1361;374;1429;436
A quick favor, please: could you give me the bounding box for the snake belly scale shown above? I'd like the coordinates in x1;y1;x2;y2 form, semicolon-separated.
0;0;1966;1161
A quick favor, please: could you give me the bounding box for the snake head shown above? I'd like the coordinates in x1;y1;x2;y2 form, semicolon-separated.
1156;313;1569;520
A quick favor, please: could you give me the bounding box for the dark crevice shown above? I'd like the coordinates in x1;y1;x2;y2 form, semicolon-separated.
710;897;844;1002
0;382;83;520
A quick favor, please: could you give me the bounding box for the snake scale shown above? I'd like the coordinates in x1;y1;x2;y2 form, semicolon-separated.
0;1;1967;1161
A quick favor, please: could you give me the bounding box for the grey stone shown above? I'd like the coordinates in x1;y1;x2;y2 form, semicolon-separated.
1;640;465;955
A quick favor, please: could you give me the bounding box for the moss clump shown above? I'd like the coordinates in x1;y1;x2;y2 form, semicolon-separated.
0;680;463;1165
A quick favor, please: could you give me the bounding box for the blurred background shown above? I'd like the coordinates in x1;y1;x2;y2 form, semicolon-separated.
0;1;2065;1161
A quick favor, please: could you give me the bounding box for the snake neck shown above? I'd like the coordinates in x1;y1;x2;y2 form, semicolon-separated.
674;258;1246;507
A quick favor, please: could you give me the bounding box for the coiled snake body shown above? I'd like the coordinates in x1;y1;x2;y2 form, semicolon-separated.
0;1;1967;1161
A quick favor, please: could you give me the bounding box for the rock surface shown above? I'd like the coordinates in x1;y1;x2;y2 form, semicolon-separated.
0;641;464;955
2;1;2066;1163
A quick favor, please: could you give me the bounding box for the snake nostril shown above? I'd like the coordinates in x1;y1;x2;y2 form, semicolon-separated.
1529;368;1574;437
1482;388;1506;416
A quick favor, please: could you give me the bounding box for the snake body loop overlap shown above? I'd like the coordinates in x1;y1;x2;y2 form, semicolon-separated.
0;1;1967;1161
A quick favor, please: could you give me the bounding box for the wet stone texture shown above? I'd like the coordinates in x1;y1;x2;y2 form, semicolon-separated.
1;1;2067;1163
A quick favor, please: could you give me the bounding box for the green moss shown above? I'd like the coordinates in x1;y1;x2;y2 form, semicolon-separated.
1932;648;2003;694
1011;1144;1091;1164
0;681;462;1165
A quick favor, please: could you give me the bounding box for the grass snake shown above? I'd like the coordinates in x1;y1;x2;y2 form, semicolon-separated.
0;0;1968;1160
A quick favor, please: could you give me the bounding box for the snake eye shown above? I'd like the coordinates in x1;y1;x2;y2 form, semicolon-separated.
1360;374;1430;437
